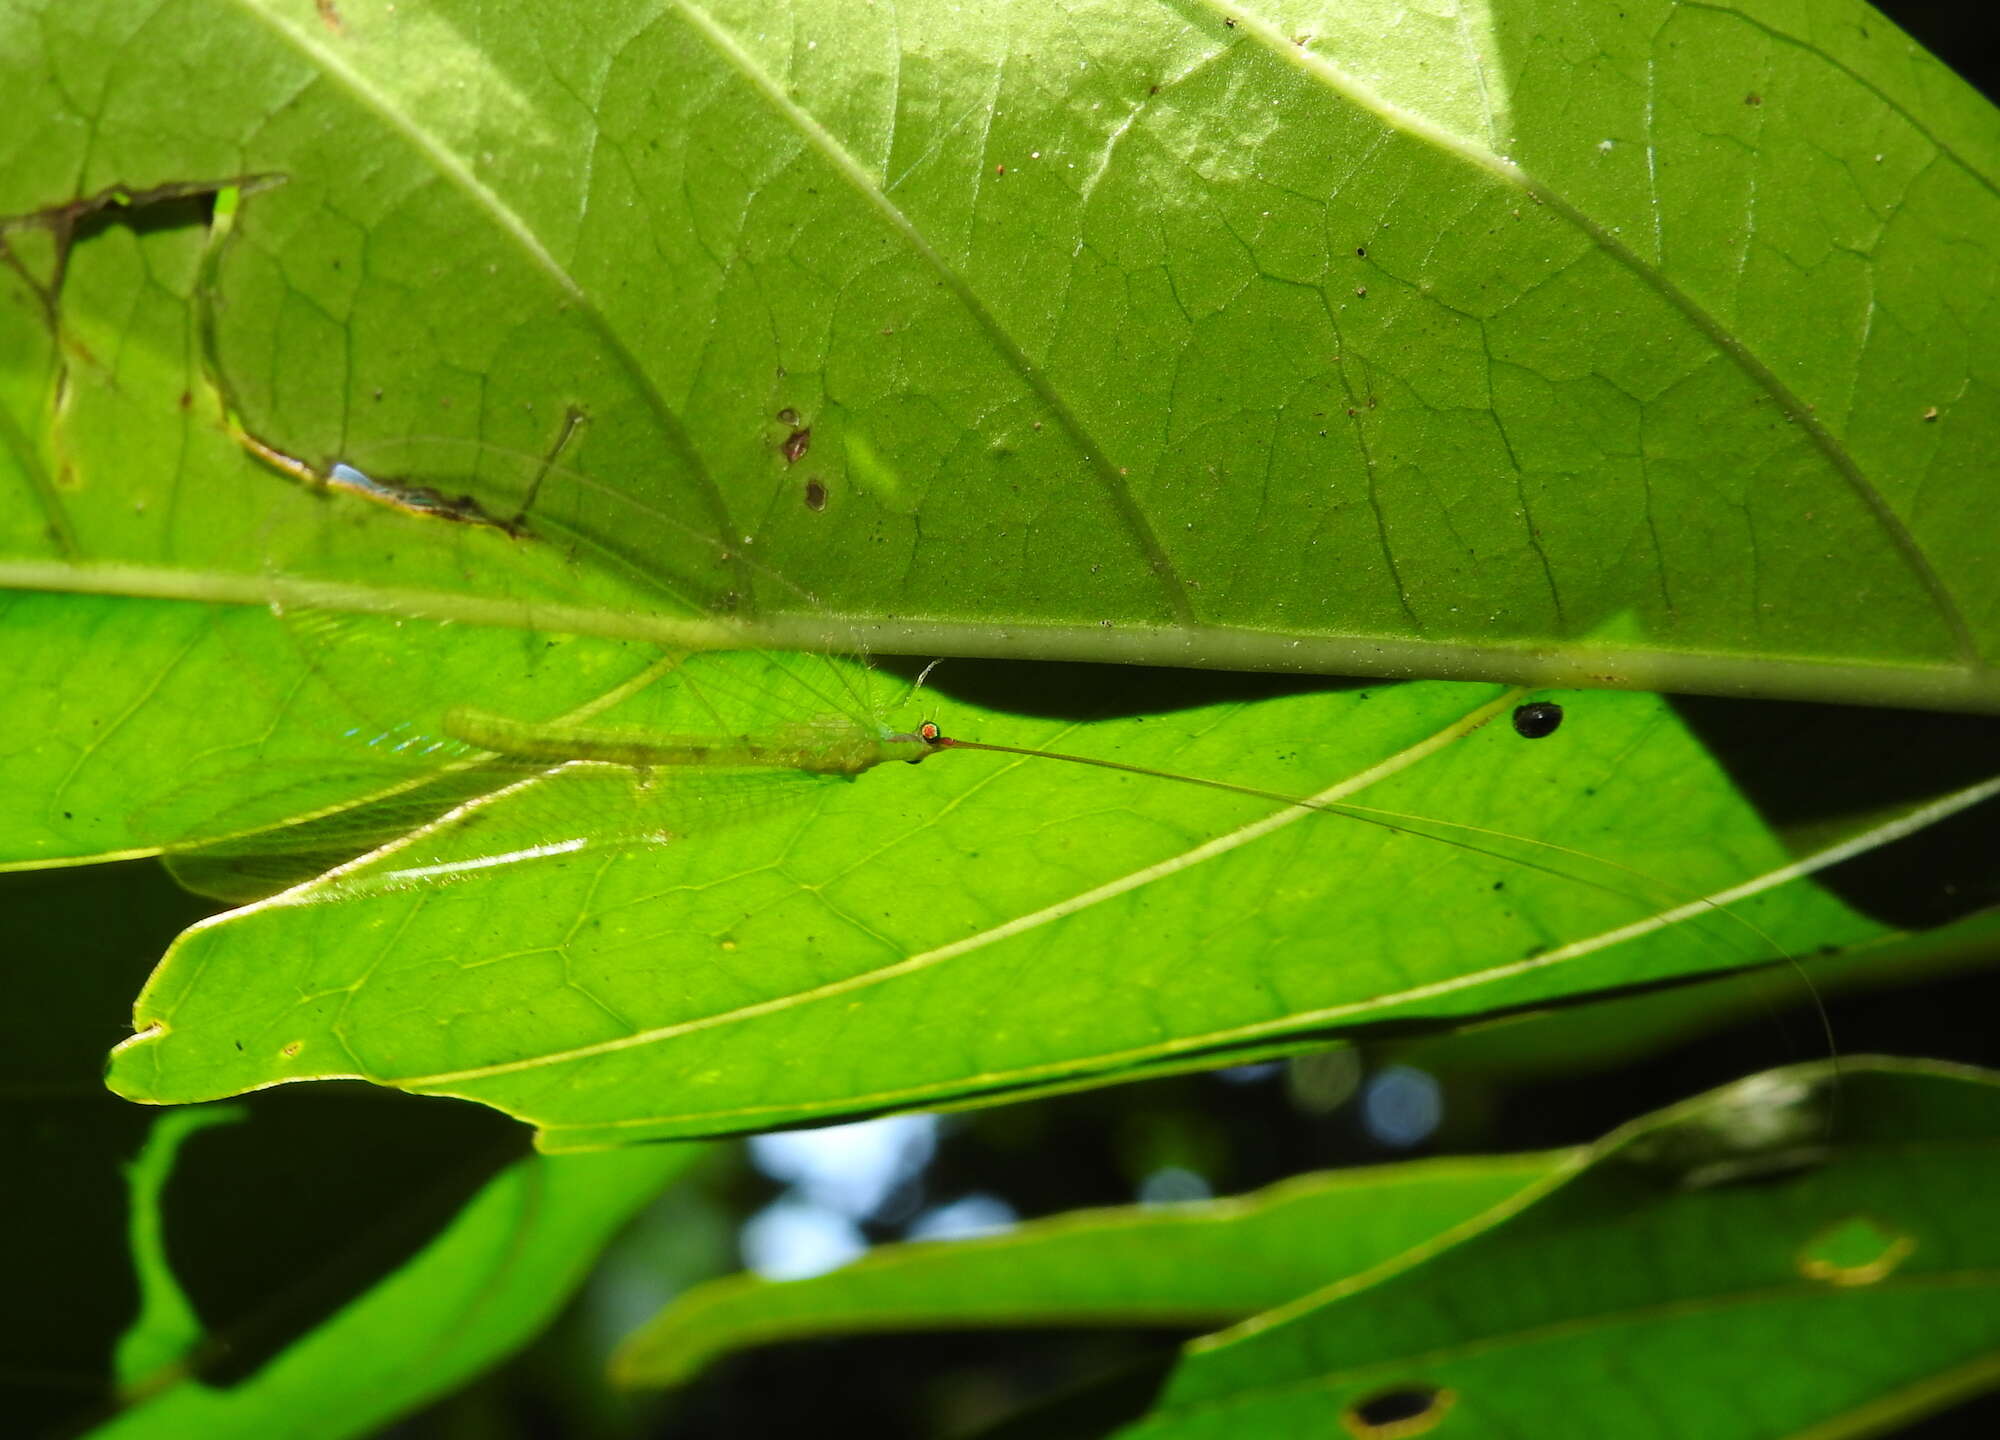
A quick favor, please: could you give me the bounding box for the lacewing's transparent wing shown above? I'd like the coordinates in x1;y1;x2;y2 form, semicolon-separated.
140;435;910;903
153;758;846;905
140;630;905;903
138;761;519;903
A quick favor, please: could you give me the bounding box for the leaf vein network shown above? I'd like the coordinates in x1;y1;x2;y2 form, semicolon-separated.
666;0;1199;625
227;0;736;551
1207;0;1982;667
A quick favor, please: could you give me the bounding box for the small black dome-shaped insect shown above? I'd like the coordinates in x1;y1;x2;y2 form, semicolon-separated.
1512;701;1565;739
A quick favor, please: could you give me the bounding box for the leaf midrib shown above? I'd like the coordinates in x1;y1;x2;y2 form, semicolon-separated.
418;768;2000;1136
387;689;1519;1092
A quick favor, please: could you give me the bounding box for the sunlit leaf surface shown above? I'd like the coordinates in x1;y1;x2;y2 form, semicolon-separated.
4;0;1997;705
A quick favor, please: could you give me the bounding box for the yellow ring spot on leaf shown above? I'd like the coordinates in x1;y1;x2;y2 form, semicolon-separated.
1798;1214;1916;1287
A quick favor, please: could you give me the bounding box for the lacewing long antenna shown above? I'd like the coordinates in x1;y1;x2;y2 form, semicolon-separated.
915;722;1838;1096
921;726;1656;902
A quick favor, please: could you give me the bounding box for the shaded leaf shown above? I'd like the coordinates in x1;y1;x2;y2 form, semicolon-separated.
0;860;687;1439
98;1141;690;1439
1122;1058;2000;1440
613;1153;1561;1388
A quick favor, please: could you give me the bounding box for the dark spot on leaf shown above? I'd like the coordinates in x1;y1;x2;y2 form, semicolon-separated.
1344;1384;1453;1438
804;477;828;511
782;427;811;464
1512;701;1565;739
1356;245;1367;257
1745;92;1762;105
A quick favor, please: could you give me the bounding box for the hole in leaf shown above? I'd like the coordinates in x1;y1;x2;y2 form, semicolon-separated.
1343;1384;1454;1438
1798;1214;1914;1287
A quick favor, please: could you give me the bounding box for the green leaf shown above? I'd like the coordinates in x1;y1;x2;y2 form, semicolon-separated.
5;0;1999;708
1121;1058;2000;1440
114;1107;248;1388
97;649;1997;1144
98;1141;690;1439
612;1153;1562;1389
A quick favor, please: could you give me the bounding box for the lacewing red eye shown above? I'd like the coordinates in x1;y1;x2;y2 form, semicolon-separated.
918;722;942;743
